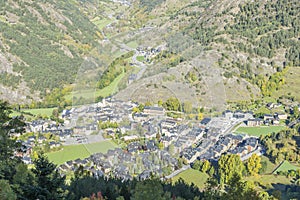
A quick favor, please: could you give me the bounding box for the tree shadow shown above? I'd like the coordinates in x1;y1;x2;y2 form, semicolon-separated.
268;183;300;200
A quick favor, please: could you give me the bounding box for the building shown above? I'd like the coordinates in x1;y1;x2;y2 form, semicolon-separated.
246;118;263;127
128;74;137;84
275;113;288;120
223;110;233;119
233;111;245;119
264;114;274;121
200;118;211;125
143;106;165;116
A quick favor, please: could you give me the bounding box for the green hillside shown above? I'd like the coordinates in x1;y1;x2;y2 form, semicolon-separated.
0;0;101;95
0;0;299;107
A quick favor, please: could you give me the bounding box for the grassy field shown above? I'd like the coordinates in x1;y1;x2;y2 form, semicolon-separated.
261;155;277;174
172;169;209;189
273;160;300;174
65;72;125;101
253;106;272;115
85;140;118;154
136;56;145;62
245;174;291;189
11;108;56;118
234;126;285;137
126;41;139;49
91;17;113;29
22;108;55;117
47;140;118;165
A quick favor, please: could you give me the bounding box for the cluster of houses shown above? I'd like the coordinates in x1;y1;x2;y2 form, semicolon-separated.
59;141;178;180
222;108;289;127
56;106;265;179
135;46;164;64
14;119;73;164
62;98;137;136
25;119;73;142
246;113;288;127
15;97;295;180
197;134;260;161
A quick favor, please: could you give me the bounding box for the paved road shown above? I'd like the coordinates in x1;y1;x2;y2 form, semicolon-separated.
163;165;191;180
240;146;263;161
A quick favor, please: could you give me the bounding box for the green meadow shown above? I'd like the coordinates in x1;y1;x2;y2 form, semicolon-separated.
234;126;285;137
172;169;209;189
273;160;300;174
47;140;118;165
65;72;125;102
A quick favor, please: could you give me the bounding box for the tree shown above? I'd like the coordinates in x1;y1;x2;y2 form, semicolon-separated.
201;160;211;173
12;163;35;198
0;101;25;181
0;101;24;161
158;142;164;150
208;166;215;176
292;105;299;119
197;112;204;120
132;179;165;200
177;158;183;168
203;177;221;200
158;100;163;106
132;107;140;114
26;155;66;200
156;133;161;140
223;173;262;200
138;104;145;112
163;97;181;111
52;108;59;118
246;154;262;176
259;161;268;174
192;160;203;171
272;190;281;200
218;154;245;185
0;179;16;200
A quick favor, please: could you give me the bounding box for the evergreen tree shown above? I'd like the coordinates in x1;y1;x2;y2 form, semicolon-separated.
132;179;165;200
24;155;66;200
0;179;17;200
0;101;25;181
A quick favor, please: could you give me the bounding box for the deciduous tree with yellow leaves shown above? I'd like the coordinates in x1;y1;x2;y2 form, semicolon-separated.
246;153;262;176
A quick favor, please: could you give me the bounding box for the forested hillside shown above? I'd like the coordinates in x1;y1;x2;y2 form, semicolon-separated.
0;0;101;102
0;0;299;106
114;0;300;107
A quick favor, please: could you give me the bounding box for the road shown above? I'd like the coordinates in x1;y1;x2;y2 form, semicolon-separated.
163;165;191;180
101;22;149;81
240;146;264;161
99;15;155;83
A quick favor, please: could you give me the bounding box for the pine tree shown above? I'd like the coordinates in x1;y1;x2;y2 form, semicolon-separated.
24;155;66;200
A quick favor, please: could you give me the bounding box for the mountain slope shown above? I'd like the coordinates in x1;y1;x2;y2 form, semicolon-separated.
0;0;102;103
0;0;299;106
115;0;300;107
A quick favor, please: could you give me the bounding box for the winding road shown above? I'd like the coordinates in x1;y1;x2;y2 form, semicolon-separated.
101;23;151;81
